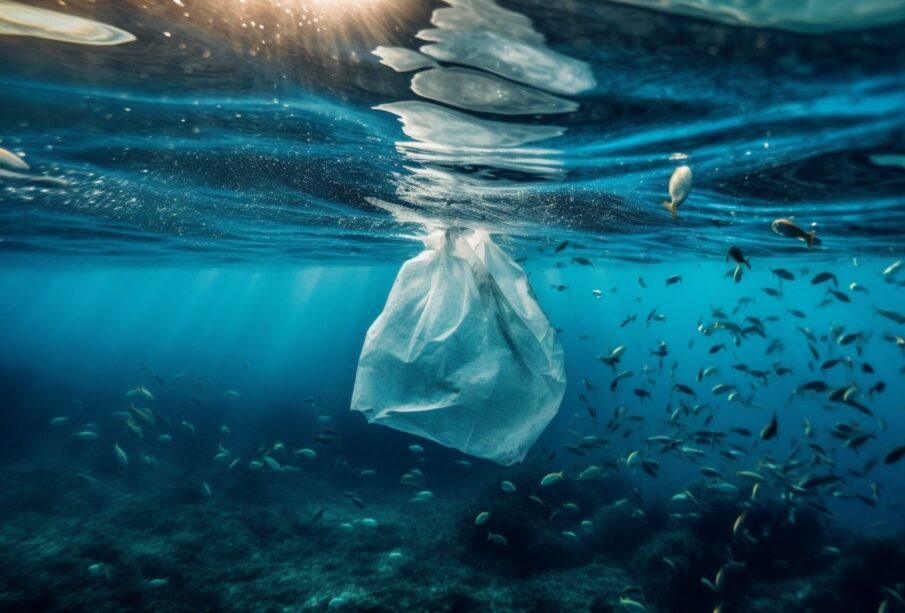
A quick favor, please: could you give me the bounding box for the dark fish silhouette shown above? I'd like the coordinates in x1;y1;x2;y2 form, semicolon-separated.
771;218;818;249
811;272;838;287
760;414;778;440
726;246;751;269
770;268;795;281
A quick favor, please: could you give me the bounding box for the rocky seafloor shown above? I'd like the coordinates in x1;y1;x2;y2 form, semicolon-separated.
1;451;903;613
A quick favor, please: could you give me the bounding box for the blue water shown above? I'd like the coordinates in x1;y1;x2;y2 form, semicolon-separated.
1;0;903;262
1;0;905;611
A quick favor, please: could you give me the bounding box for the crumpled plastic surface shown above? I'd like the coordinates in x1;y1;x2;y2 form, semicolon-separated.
351;228;566;465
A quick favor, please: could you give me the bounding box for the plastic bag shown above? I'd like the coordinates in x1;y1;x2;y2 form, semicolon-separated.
351;228;566;465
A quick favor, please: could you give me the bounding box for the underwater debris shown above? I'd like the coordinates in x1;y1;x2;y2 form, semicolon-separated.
352;229;565;466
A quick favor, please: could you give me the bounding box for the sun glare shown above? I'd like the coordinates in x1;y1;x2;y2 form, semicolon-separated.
309;0;383;8
166;0;412;65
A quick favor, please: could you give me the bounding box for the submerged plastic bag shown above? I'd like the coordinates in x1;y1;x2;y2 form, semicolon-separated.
351;228;566;465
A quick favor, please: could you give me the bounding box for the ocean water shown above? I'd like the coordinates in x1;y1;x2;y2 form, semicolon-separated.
1;0;905;611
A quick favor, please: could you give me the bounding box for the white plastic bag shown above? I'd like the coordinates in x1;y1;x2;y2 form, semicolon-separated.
351;228;566;465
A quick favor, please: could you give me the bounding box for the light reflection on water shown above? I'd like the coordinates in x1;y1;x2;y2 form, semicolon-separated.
0;0;903;262
371;0;592;232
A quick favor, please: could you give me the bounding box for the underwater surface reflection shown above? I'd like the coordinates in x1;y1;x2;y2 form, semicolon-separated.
1;1;905;612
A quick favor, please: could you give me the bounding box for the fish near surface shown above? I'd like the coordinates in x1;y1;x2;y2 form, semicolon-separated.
727;246;750;269
771;218;818;249
662;165;692;219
